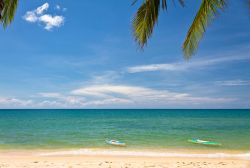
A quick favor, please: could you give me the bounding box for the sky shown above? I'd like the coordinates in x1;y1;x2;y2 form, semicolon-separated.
0;0;250;109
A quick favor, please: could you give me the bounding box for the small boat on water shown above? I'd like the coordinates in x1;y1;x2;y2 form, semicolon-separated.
105;139;126;147
188;139;222;146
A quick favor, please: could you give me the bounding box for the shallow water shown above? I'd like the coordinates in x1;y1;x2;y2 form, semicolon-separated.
0;109;249;150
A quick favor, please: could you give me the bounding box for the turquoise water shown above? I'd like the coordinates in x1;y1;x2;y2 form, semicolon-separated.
0;109;249;150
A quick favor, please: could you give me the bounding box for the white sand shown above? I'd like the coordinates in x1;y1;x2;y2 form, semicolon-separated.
0;149;249;168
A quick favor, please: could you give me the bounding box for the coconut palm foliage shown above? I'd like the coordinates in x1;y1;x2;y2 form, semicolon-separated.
133;0;248;58
132;0;184;49
183;0;226;58
0;0;18;28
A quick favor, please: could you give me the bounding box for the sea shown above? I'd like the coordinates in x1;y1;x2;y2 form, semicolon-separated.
0;109;249;151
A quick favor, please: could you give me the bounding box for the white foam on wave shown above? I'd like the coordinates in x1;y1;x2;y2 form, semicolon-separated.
39;149;250;160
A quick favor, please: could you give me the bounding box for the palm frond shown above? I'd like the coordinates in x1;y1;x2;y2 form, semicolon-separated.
1;0;18;28
133;0;161;48
182;0;226;58
0;0;4;20
132;0;185;49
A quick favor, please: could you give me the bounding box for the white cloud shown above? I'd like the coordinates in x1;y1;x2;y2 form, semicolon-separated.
81;98;132;106
39;14;64;30
71;85;147;98
127;55;250;73
127;63;182;73
38;91;132;108
36;2;49;15
39;92;86;106
0;83;236;108
0;97;33;107
71;84;235;107
37;100;64;108
23;11;38;22
23;3;64;30
215;80;250;86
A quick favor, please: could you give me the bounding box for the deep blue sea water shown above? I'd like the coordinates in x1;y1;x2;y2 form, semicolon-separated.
0;109;249;150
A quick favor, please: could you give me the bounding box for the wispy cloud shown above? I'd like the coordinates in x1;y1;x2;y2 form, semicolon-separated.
0;97;33;108
23;3;65;30
36;3;49;15
0;83;237;108
70;84;235;107
39;92;86;106
127;63;183;73
215;80;250;86
38;91;131;108
127;55;250;73
89;71;122;84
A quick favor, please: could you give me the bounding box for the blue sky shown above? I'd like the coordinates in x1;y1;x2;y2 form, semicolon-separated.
0;0;250;108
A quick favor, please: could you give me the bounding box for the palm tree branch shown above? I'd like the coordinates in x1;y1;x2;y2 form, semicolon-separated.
182;0;226;58
0;0;4;20
132;0;185;48
1;0;18;27
133;0;161;48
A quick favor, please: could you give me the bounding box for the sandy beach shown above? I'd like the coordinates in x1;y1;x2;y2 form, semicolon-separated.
0;150;249;168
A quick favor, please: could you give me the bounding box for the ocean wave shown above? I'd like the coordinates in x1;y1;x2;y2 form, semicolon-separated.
39;149;250;160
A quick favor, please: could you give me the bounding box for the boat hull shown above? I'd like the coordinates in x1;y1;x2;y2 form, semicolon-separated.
188;139;222;146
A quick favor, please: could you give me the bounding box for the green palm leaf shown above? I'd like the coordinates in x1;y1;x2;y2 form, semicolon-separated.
133;0;161;48
0;0;4;20
132;0;184;49
0;0;18;28
182;0;226;58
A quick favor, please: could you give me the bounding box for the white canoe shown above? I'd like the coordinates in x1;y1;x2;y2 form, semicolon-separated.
105;139;126;147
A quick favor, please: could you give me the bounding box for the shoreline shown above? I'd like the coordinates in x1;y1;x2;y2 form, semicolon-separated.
0;149;250;168
1;148;250;159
